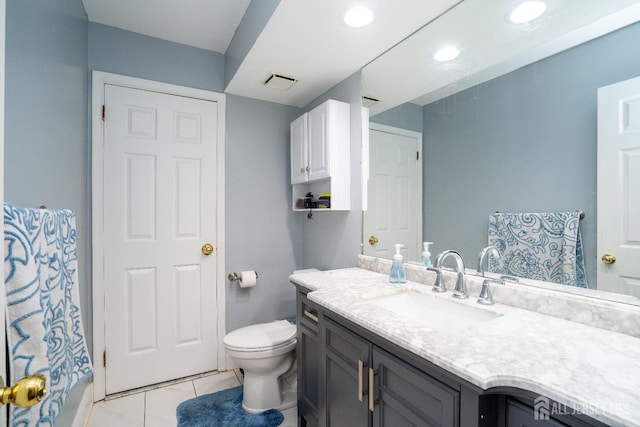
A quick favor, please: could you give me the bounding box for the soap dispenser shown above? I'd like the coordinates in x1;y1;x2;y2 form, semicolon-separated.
389;244;407;284
422;242;434;267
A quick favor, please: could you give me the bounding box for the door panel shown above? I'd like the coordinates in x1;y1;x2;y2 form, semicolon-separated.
307;103;330;181
323;317;370;427
597;76;640;297
372;347;459;427
103;84;218;394
364;125;421;261
291;114;308;184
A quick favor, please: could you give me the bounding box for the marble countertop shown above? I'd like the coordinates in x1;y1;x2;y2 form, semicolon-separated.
290;267;640;427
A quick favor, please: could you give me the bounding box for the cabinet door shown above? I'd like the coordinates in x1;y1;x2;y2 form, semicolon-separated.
291;113;308;184
506;399;569;427
372;347;460;427
307;102;331;181
323;317;371;427
297;291;320;426
299;323;320;426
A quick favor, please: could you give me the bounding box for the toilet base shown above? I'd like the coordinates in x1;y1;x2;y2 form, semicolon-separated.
242;390;296;414
241;366;297;414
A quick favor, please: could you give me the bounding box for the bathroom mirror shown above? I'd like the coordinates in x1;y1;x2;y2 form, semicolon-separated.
361;0;640;304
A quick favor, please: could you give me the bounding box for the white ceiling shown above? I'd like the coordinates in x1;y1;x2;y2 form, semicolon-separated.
81;0;462;107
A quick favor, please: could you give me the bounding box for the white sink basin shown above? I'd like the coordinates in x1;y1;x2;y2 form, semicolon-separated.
368;292;501;332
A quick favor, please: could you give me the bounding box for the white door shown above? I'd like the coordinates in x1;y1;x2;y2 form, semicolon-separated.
363;124;422;262
103;84;218;394
597;76;640;297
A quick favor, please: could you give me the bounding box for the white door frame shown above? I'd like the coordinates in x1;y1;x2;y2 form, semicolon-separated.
91;71;226;401
0;0;7;424
365;122;423;259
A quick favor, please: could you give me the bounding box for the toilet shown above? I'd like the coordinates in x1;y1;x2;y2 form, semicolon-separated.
223;320;297;413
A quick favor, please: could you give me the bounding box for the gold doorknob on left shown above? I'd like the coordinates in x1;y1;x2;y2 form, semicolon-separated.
368;235;379;245
601;253;616;265
0;374;46;407
202;243;214;256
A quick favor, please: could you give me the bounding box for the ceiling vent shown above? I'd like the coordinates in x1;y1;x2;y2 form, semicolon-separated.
362;95;381;108
264;73;298;91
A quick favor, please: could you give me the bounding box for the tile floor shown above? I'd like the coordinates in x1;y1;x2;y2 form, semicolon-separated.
86;370;298;427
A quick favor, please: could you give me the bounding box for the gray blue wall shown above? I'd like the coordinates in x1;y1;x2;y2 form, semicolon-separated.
89;23;225;92
5;0;90;340
422;21;640;287
371;102;423;133
225;95;302;329
5;3;89;421
301;71;363;269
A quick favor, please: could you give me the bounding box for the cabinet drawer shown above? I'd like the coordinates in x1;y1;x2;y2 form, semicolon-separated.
297;289;320;332
372;346;459;427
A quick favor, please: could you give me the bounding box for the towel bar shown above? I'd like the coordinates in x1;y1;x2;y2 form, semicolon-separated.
494;210;585;219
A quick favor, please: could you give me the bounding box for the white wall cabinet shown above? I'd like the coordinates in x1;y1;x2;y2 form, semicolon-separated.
291;99;351;211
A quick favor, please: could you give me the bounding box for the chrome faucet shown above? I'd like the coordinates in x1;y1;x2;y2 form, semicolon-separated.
476;245;501;277
434;250;467;299
477;278;505;305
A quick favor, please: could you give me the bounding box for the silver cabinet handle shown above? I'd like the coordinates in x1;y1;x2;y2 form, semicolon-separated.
303;309;318;323
368;368;376;412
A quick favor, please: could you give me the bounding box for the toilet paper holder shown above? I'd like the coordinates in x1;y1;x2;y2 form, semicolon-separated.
228;271;259;282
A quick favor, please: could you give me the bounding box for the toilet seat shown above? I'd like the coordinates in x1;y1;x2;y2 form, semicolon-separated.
223;320;296;352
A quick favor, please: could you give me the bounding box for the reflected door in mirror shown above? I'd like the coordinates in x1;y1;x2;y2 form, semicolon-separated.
363;124;422;261
597;75;640;298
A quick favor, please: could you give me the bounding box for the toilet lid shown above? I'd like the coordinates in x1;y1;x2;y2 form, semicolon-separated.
224;320;296;351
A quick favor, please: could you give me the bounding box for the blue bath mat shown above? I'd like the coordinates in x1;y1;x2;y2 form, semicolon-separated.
176;385;284;427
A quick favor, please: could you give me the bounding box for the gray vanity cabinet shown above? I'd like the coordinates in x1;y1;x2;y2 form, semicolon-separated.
295;285;606;427
297;286;460;427
322;317;459;427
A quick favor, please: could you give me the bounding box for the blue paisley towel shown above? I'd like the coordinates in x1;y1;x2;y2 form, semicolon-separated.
4;203;93;426
488;211;587;288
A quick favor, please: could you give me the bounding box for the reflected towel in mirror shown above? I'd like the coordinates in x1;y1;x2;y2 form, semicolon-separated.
488;211;587;288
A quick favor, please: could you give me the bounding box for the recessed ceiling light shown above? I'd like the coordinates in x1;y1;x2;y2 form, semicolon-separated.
343;5;374;28
433;46;460;62
508;1;547;24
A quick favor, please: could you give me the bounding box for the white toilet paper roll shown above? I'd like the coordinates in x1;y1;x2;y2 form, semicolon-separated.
239;270;258;288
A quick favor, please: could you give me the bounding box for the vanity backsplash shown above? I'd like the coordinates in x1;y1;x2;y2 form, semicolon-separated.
358;254;640;338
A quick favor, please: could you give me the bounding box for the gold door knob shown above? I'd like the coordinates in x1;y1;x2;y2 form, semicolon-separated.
201;243;214;256
601;253;616;264
368;235;379;245
0;374;46;407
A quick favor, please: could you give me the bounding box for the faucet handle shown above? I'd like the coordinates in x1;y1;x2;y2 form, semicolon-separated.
426;267;446;293
477;278;505;305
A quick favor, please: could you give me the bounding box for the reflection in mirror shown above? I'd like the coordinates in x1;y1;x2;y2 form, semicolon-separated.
361;0;640;303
